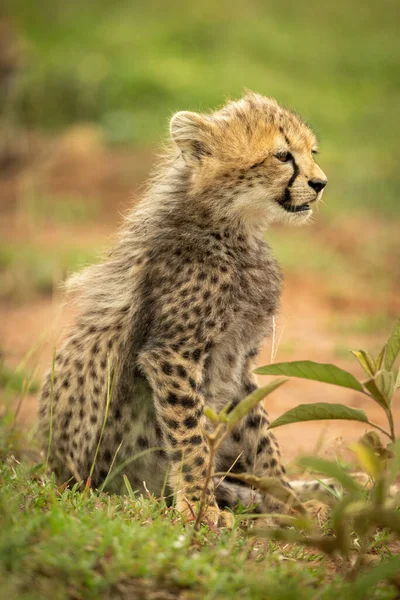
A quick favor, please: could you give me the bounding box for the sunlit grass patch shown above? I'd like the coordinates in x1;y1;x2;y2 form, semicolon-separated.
0;442;398;600
330;314;394;337
0;360;39;394
19;192;101;225
0;241;101;302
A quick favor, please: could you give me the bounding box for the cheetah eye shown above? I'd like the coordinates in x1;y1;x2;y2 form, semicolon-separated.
249;158;266;169
275;151;291;163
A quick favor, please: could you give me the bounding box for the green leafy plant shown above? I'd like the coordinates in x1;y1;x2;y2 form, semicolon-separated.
250;439;400;592
255;318;400;442
250;317;400;589
201;318;400;593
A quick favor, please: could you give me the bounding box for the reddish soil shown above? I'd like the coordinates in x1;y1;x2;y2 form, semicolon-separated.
1;129;399;466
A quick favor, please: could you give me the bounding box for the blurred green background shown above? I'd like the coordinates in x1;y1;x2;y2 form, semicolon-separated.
6;0;400;215
1;0;400;387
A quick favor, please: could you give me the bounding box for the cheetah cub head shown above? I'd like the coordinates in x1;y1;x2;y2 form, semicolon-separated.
170;91;327;226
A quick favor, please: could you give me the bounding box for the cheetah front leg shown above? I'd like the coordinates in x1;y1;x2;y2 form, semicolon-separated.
216;402;294;514
215;356;296;515
138;347;233;527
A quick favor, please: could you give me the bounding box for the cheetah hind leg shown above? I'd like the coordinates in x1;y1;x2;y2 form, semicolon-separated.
293;473;399;502
214;479;287;515
292;478;345;526
214;478;338;526
290;471;389;504
214;479;264;512
290;478;343;504
214;474;392;524
291;473;365;525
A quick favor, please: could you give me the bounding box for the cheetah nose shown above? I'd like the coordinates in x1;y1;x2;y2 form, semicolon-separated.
308;178;327;193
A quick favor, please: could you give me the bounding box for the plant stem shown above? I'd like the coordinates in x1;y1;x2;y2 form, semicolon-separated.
89;356;116;479
194;423;226;531
366;419;392;441
45;347;56;471
385;409;396;442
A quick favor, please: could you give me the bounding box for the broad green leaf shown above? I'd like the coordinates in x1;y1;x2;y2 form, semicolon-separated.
376;370;395;402
255;361;364;392
268;402;369;430
395;368;400;391
385;318;400;371
226;378;287;427
375;344;387;371
350;350;376;377
364;370;395;409
349;442;380;478
298;456;363;495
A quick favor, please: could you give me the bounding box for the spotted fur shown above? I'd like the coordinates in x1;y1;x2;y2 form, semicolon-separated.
38;92;328;526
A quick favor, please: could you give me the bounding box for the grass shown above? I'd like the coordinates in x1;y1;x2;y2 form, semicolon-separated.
7;0;400;216
0;239;102;301
0;431;399;600
19;192;101;225
331;314;395;336
1;328;400;598
0;361;39;394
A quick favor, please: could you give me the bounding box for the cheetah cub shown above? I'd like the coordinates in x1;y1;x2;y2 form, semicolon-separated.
39;92;327;527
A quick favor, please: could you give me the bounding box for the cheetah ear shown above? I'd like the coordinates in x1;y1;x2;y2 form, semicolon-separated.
170;111;212;160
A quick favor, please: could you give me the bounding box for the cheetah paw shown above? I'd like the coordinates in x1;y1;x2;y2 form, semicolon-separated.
303;499;331;526
176;498;234;529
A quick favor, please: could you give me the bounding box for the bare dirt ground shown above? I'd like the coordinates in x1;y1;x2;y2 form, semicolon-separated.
1;129;399;466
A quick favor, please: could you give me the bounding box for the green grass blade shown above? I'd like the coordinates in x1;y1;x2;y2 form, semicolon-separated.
123;474;136;500
226;378;287;427
89;356;117;479
45;348;56;471
99;440;123;492
104;447;164;487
